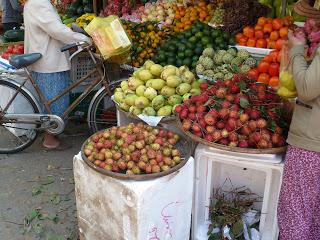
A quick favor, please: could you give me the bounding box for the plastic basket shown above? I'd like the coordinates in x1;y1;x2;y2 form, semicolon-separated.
69;90;97;117
70;52;98;85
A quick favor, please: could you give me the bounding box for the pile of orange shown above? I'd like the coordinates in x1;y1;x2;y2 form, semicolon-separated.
236;16;293;49
248;50;281;88
172;2;214;32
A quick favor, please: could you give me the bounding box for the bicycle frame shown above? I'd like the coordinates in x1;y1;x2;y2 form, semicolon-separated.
1;46;111;121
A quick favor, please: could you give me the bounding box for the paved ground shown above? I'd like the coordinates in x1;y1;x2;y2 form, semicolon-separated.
0;122;89;240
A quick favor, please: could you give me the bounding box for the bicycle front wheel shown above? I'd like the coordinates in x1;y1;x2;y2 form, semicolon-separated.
88;80;123;132
0;78;40;153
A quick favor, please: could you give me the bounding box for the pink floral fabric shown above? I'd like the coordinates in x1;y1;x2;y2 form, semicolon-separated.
278;145;320;240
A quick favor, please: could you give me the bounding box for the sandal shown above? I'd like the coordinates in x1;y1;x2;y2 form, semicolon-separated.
42;142;72;151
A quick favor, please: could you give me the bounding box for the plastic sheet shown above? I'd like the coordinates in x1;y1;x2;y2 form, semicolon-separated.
85;16;131;60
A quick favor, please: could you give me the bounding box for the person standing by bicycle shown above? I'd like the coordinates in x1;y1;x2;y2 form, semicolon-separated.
24;0;91;150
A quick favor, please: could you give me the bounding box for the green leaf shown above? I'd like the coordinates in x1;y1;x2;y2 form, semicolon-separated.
32;223;44;234
240;98;249;108
239;81;247;91
267;119;277;132
48;215;59;224
32;186;44;196
208;232;221;240
259;106;268;119
50;194;61;205
232;220;244;237
24;209;40;226
41;176;55;186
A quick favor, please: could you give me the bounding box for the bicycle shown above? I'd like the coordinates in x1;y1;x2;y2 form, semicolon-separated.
0;41;125;154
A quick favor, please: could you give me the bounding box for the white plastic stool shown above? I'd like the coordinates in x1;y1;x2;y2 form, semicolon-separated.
192;144;284;240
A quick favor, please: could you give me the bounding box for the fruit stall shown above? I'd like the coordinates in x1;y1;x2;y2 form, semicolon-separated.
1;0;317;239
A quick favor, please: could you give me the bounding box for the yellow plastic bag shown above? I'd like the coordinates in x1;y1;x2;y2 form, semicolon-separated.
85;16;131;62
277;44;298;99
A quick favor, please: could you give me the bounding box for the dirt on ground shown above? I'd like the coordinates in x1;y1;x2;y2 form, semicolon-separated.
0;122;89;240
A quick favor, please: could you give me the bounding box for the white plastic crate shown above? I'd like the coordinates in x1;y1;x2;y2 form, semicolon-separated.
192;144;284;240
70;52;98;85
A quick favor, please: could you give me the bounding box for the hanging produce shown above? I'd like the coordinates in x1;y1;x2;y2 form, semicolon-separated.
176;73;291;149
83;123;183;174
114;61;201;117
196;47;256;81
258;0;305;21
236;16;293;49
293;19;320;59
209;0;269;34
153;21;234;69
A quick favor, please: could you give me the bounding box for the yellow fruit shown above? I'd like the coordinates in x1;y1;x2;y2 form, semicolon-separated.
277;86;297;99
280;71;296;92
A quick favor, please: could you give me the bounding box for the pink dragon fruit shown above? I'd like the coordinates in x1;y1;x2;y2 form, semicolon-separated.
304;19;317;34
308;27;320;43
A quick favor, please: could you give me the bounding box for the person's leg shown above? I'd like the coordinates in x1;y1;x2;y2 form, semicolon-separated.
32;71;70;149
278;145;320;240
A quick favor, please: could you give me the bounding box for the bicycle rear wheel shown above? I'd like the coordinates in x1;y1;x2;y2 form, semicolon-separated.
88;80;123;132
0;79;40;153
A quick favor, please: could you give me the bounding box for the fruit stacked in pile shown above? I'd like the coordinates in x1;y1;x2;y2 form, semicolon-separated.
114;61;201;117
154;21;234;69
1;44;24;60
83;123;183;175
236;17;292;49
249;50;280;87
209;0;269;34
172;1;214;32
176;74;290;149
196;48;256;80
123;21;173;67
140;1;177;24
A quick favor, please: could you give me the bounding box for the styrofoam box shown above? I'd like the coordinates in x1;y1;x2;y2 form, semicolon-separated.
192;144;284;240
74;153;194;240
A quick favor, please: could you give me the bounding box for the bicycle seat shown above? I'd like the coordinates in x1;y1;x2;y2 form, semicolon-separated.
9;53;42;69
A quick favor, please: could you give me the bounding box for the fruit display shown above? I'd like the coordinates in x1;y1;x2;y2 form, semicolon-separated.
154;21;234;69
82;123;184;175
196;47;256;80
176;73;291;150
140;1;177;24
172;1;214;32
293;19;320;59
249;50;280;87
114;61;201;117
1;44;24;60
61;13;95;28
100;0;138;17
210;0;269;34
65;0;93;18
236;16;293;49
258;0;305;21
122;21;173;67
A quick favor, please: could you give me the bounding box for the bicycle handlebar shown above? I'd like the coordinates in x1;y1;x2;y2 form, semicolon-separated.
61;43;78;52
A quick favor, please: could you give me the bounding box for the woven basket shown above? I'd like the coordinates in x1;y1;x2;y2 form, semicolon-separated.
176;118;287;155
116;104;177;124
81;126;192;180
